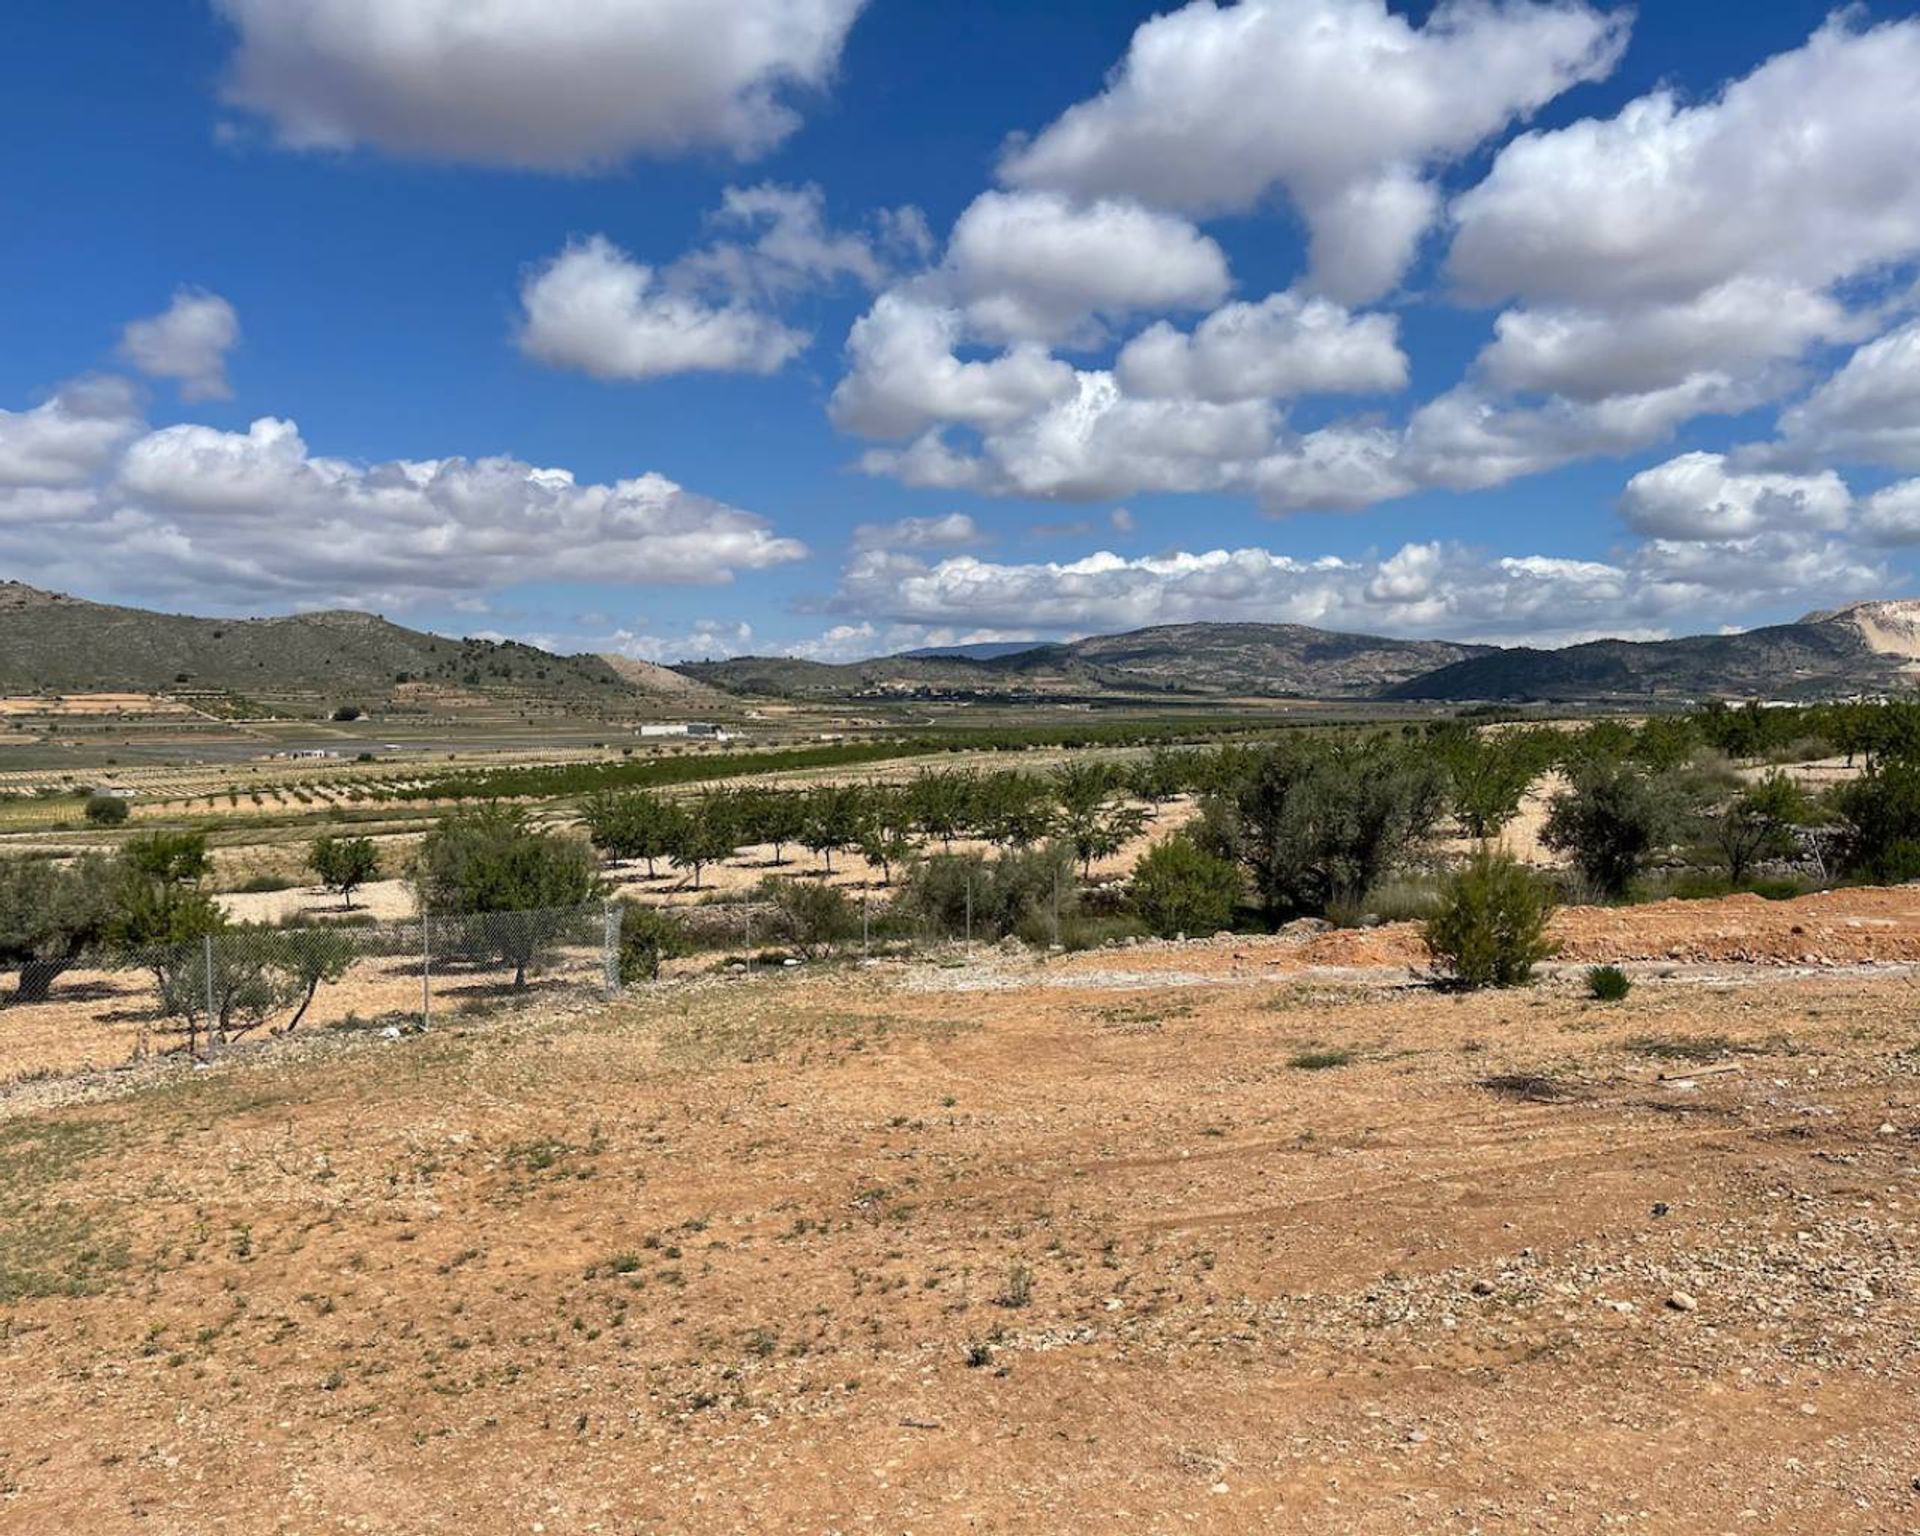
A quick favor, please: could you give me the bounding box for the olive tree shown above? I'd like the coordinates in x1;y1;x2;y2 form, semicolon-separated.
1542;760;1693;899
1198;737;1449;922
0;854;116;1004
413;806;601;987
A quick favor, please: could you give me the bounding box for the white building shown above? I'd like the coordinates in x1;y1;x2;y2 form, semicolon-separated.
637;722;729;741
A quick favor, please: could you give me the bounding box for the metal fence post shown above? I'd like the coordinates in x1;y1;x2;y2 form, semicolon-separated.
603;899;620;996
862;888;870;958
203;932;217;1062
421;907;432;1030
965;876;972;957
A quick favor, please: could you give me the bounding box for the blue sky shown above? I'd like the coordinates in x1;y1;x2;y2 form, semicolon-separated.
3;1;1919;661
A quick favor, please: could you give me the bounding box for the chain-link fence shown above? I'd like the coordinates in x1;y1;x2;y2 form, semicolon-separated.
2;871;1098;1083
2;902;624;1069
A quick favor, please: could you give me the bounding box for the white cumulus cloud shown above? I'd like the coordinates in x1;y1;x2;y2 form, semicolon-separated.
0;377;144;489
830;528;1884;647
0;382;806;612
1451;15;1920;309
1774;318;1920;471
517;235;808;382
214;0;868;168
829;294;1078;439
1002;0;1627;303
942;190;1230;346
1619;453;1852;540
1116;291;1407;403
118;290;242;401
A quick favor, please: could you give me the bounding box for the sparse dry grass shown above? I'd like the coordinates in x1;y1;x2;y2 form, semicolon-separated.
0;892;1916;1531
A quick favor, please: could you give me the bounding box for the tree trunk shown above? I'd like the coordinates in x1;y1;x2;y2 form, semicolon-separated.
286;976;324;1031
9;957;73;1005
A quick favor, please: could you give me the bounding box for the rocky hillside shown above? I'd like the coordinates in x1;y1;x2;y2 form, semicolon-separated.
680;621;1488;700
1387;604;1913;702
0;582;632;703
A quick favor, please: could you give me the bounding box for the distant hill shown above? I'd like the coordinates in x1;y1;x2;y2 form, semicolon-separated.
897;641;1048;661
0;581;632;705
1386;602;1920;702
680;621;1489;700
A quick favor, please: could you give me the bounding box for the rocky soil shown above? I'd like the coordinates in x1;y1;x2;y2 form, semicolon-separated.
0;891;1915;1533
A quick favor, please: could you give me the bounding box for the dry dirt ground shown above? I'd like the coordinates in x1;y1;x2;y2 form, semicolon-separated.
1;891;1917;1534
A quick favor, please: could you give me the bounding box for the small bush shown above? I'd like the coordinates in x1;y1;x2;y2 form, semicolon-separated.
1585;964;1632;1002
83;794;130;826
753;878;856;958
617;903;690;984
1127;833;1242;937
1423;853;1559;989
1290;1047;1355;1070
903;844;1077;946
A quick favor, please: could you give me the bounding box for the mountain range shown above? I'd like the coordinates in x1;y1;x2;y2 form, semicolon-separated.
684;604;1920;704
679;623;1490;700
1;580;1915;708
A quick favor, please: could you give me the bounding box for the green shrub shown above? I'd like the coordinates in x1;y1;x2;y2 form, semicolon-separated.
83;793;130;826
1712;772;1813;883
753;878;856;959
1830;759;1920;882
1543;760;1695;899
1585;964;1632;1002
1326;872;1447;928
617;903;690;984
903;844;1077;945
1198;736;1448;921
1128;833;1242;937
1056;912;1151;951
1290;1047;1355;1070
1423;853;1559;989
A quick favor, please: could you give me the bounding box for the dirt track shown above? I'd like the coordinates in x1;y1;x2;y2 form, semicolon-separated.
0;888;1916;1533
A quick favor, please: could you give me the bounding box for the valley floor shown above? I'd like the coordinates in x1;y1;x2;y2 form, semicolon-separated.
1;891;1916;1533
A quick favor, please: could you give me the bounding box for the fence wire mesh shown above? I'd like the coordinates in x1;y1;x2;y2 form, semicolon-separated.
2;902;623;1065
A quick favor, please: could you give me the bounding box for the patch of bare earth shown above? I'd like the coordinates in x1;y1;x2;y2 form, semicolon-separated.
0;892;1915;1532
